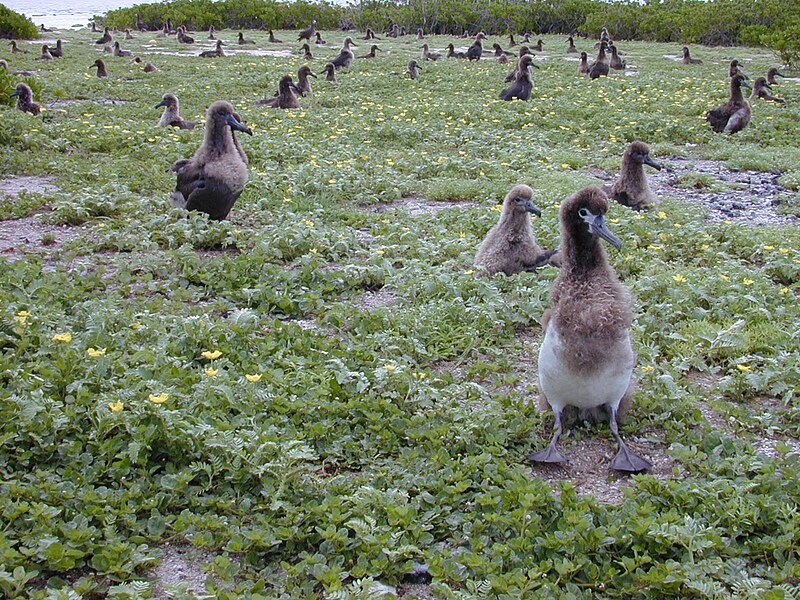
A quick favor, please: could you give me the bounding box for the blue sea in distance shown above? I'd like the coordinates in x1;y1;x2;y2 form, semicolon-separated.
5;0;138;28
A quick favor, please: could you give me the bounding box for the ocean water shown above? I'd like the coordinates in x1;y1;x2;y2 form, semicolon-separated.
6;0;138;29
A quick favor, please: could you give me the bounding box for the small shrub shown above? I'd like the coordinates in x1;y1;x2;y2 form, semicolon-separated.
0;5;38;39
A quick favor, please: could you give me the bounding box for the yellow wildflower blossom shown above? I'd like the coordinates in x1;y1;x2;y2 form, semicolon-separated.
108;401;124;412
736;364;752;372
52;332;72;343
87;347;107;357
383;364;397;371
205;368;218;377
148;393;169;404
201;350;222;360
245;373;262;382
672;274;687;283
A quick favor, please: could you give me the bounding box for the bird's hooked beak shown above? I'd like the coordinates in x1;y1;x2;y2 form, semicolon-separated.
581;209;622;250
291;82;303;93
9;89;22;98
520;197;542;216
643;154;662;171
764;82;774;91
740;79;752;90
308;71;318;78
226;113;253;135
154;98;168;108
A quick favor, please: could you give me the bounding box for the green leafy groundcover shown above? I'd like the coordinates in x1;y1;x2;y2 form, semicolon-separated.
0;4;38;39
0;22;799;599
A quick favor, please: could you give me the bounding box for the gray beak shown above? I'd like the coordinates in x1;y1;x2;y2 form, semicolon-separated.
521;197;542;216
10;90;22;98
582;212;622;250
154;99;168;108
643;155;662;171
225;113;253;136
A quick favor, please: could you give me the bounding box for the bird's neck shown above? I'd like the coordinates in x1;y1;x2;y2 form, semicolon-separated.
563;233;608;279
730;80;743;102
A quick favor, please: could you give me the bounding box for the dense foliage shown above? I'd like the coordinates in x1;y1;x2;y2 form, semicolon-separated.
1;24;800;599
0;4;39;40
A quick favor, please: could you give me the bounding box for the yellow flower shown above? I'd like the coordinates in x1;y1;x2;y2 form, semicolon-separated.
14;310;30;324
763;245;774;251
743;278;754;286
245;373;262;382
736;364;752;372
779;248;789;254
490;205;503;212
52;332;73;343
383;363;397;371
130;322;142;330
641;365;654;373
201;350;222;360
464;269;474;275
309;248;318;254
87;347;107;357
108;401;124;412
148;393;169;404
673;274;687;283
720;275;730;282
412;371;428;380
375;249;385;256
780;288;789;295
657;211;668;219
205;368;218;377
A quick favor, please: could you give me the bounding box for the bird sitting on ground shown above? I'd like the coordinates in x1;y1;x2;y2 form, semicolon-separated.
566;36;578;53
358;44;380;59
706;73;751;133
474;184;558;275
750;76;786;104
10;83;42;115
113;41;132;57
322;62;336;81
268;29;283;43
257;75;303;109
499;55;535;101
156;93;197;130
529;185;651;473
605;141;662;210
588;43;609;79
170;100;252;221
447;43;467;59
406;60;421;79
238;31;255;45
421;43;441;61
90;59;109;77
681;46;702;64
330;37;357;69
50;39;64;58
95;27;112;45
296;65;316;95
767;67;785;85
199;40;225;57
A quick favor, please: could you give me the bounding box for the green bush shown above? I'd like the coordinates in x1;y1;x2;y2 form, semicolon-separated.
0;4;38;39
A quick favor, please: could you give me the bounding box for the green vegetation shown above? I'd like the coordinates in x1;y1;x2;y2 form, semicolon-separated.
0;24;799;598
0;4;38;40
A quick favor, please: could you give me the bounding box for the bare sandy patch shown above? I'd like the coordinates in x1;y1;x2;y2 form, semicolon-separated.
370;196;479;216
150;543;215;599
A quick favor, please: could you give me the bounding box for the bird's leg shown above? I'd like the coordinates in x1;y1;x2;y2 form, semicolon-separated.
528;410;568;463
608;405;652;473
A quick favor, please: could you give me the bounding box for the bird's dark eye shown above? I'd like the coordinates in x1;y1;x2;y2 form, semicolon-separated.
578;208;590;218
515;197;524;203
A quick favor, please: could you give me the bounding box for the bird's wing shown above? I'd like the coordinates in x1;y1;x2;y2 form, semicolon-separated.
183;176;240;221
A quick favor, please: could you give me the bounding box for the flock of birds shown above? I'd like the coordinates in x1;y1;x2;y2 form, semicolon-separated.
3;20;794;472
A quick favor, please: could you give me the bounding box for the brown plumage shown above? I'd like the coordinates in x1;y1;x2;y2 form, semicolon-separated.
474;184;557;275
322;62;336;81
258;75;302;109
296;65;316;95
447;43;467;59
588;44;609;79
500;56;535;101
208;26;217;40
566;36;578;53
362;28;378;40
39;45;54;60
706;73;752;133
330;38;357;69
268;29;283;43
492;43;513;58
681;46;702;64
297;20;317;42
505;53;538;83
530;185;650;473
50;39;64;58
729;59;745;78
508;34;517;47
90;59;109;77
605;141;662;210
199;40;225;58
10;41;29;54
417;28;425;40
125;29;134;40
578;51;589;75
238;32;255;45
315;32;327;45
750;76;786;104
609;45;625;70
466;35;484;61
301;43;314;61
532;39;543;52
406;60;421;79
421;43;441;61
767;67;785;86
133;57;159;72
113;41;132;57
177;27;195;44
95;27;112;45
156;93;197;130
358;45;380;59
10;83;42;116
170;100;252;221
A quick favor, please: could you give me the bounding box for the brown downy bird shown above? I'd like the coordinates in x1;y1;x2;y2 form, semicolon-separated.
330;38;357;69
530;186;651;473
578;51;589;75
199;40;226;58
125;28;134;40
10;83;42;115
361;28;379;41
296;65;316;95
729;59;746;78
588;44;609;79
358;45;380;59
492;43;514;58
421;43;441;61
177;27;195;44
170;100;252;221
297;20;317;42
208;25;217;40
416;28;425;40
605;141;662;210
39;44;54;60
315;32;327;45
50;39;64;58
406;60;421;79
447;43;467;59
113;41;132;57
301;43;314;61
609;44;625;70
90;59;109;77
156;93;197;130
10;40;29;54
95;27;112;45
706;73;752;133
508;33;517;47
532;39;544;52
466;33;485;61
132;56;159;71
767;67;785;85
566;36;578;53
238;32;255;45
681;46;702;64
322;62;336;81
258;75;303;109
506;52;538;82
750;77;786;104
474;184;558;275
500;55;535;100
268;29;283;43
